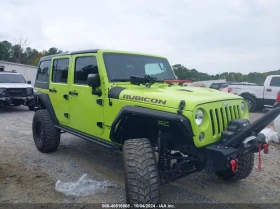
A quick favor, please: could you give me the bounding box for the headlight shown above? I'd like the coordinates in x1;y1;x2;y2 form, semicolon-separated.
26;88;33;95
195;108;204;126
0;88;6;96
240;102;246;115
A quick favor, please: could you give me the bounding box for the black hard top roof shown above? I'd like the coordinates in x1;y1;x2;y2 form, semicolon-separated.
40;49;99;61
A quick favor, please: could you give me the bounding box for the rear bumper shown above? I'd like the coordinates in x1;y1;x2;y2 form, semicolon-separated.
204;107;280;172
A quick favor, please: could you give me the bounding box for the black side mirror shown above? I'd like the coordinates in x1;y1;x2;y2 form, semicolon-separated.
87;74;100;88
87;74;102;96
27;81;31;84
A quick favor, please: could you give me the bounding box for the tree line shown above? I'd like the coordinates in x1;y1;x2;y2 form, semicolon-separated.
0;39;63;66
1;40;279;85
172;65;280;85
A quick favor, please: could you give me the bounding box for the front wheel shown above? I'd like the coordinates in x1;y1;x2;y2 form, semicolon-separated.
215;152;254;181
32;109;61;153
123;138;160;204
242;94;257;112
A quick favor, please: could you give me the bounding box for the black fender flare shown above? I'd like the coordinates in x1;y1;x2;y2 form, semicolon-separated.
109;105;194;142
34;92;58;124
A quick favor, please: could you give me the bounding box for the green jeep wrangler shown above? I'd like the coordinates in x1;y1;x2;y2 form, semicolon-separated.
32;49;277;204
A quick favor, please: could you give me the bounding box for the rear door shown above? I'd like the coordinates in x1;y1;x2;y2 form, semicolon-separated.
48;56;71;125
264;76;280;106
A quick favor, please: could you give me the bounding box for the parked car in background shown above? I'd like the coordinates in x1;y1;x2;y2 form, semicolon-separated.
229;82;258;86
189;83;206;87
209;82;230;93
228;75;280;112
0;70;35;110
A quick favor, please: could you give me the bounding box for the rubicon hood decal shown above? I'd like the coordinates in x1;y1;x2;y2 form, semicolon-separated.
123;94;167;105
117;84;242;111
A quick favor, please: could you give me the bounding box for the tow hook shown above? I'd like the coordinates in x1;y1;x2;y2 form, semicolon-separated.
258;143;269;154
257;143;269;171
263;144;269;154
230;158;239;173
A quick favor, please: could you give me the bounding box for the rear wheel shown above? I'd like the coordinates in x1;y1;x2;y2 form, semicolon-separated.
32;109;61;153
123;138;160;204
215;152;254;181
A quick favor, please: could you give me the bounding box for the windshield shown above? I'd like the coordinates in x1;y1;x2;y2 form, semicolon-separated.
103;53;176;81
0;74;26;83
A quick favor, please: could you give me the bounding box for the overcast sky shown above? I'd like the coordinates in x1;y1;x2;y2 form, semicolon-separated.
0;0;279;75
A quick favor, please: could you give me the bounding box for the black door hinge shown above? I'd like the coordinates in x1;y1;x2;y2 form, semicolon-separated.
64;113;69;118
96;99;103;106
108;88;113;106
63;94;69;100
97;122;103;128
177;100;185;115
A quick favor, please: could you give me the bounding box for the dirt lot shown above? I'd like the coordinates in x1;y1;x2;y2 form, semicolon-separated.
0;106;280;205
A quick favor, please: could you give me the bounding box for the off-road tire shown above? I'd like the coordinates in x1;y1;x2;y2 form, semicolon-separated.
32;109;60;153
215;152;254;181
242;94;257;112
123;138;160;204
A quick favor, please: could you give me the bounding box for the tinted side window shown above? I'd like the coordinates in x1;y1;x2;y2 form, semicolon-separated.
210;84;221;89
74;56;98;84
221;84;229;88
37;60;51;82
270;77;280;87
52;58;69;83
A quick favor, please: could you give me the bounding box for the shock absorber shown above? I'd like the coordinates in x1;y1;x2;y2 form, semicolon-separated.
158;133;171;171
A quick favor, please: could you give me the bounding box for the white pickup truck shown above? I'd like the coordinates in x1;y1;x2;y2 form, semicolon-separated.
229;75;280;112
0;70;35;110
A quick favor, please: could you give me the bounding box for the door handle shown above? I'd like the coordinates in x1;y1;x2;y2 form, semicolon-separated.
69;91;78;96
267;88;272;92
49;89;57;93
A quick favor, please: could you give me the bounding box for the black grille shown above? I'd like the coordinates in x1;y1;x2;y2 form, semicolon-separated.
210;105;240;136
7;88;26;97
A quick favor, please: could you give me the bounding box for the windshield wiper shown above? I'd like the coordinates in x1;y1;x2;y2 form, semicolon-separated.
130;75;166;87
110;76;177;87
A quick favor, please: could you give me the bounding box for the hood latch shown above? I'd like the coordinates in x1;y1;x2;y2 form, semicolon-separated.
177;100;185;115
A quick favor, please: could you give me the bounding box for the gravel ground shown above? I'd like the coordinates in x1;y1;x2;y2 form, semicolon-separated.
0;106;279;205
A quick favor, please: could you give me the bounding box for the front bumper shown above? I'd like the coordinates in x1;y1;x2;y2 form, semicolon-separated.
204;107;280;172
0;96;35;106
205;134;267;172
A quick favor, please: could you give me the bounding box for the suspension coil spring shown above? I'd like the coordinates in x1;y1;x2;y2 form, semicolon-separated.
159;135;171;171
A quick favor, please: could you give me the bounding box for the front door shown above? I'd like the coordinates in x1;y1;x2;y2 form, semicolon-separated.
68;54;104;135
48;56;71;125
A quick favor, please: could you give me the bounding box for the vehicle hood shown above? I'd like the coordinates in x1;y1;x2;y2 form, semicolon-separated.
114;84;243;111
0;83;34;88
